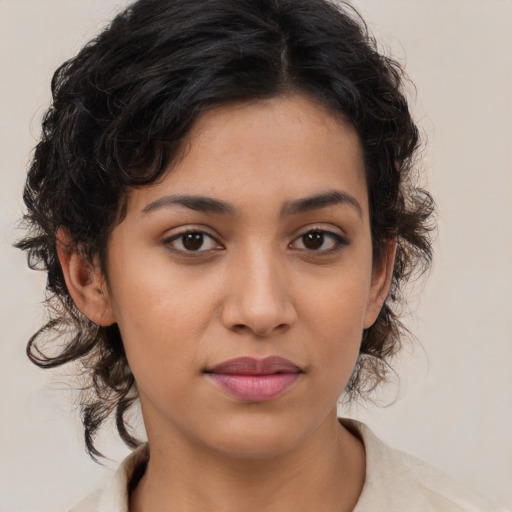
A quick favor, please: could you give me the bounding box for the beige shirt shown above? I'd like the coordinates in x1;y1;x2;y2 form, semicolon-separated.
70;420;506;512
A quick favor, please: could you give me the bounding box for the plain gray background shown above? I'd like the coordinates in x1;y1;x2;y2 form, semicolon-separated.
1;1;511;510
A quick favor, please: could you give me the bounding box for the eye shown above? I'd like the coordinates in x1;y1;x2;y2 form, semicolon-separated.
164;231;222;253
290;229;348;253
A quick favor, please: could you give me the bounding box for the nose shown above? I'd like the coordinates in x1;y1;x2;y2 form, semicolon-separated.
220;250;297;337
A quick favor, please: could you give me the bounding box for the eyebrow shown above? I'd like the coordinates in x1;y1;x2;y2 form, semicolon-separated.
142;194;236;216
280;190;363;219
141;189;362;218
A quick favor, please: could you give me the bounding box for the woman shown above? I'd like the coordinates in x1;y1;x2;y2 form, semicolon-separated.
15;0;505;510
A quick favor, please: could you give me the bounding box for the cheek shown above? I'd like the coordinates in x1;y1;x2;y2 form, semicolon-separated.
297;262;372;377
108;265;226;430
309;294;366;366
112;282;211;355
106;251;217;377
300;258;372;335
108;234;212;327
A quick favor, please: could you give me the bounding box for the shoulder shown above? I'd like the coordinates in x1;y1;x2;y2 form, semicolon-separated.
69;425;506;512
343;419;506;512
68;489;101;512
68;444;149;512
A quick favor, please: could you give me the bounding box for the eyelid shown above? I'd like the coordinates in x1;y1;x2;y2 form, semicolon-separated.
162;224;221;240
162;226;225;255
289;226;349;253
160;224;348;257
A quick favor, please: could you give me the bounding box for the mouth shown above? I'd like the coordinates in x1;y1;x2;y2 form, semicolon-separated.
204;356;303;402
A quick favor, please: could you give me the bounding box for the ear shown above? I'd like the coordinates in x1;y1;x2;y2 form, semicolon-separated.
56;229;116;326
363;238;397;329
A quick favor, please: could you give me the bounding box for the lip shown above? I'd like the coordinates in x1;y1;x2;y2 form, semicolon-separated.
205;356;302;402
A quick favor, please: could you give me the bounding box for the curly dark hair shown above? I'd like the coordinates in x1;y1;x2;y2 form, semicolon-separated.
16;0;435;460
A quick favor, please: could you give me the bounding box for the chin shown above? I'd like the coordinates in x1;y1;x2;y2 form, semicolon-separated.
198;410;315;460
213;432;297;460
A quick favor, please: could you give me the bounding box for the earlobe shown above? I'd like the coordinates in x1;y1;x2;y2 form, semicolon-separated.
363;239;397;329
56;229;116;326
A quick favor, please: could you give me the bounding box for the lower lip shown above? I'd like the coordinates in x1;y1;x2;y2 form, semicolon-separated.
207;373;300;402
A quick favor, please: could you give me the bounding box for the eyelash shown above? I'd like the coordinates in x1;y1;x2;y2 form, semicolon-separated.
163;230;224;256
162;228;349;257
289;229;349;254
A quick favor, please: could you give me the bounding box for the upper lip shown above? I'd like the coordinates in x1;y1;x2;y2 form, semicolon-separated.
206;356;302;375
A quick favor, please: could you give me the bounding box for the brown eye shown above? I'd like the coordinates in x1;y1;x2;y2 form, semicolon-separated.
165;231;221;253
182;232;204;251
302;231;324;250
290;229;348;253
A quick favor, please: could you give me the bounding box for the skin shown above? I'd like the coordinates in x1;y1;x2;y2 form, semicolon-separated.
58;93;395;512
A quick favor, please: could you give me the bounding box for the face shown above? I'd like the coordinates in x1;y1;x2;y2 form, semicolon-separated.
92;94;391;458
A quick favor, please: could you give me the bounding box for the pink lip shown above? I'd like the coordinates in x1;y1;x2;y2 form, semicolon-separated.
205;356;302;402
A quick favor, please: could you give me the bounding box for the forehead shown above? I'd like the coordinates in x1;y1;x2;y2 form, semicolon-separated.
125;93;367;217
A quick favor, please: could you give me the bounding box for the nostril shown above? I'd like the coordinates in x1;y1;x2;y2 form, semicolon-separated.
231;322;289;336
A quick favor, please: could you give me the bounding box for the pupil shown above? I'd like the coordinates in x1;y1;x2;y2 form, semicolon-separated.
303;231;324;250
183;233;203;251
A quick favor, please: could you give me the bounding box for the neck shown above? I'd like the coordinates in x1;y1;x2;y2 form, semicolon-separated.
130;411;365;512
